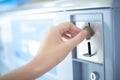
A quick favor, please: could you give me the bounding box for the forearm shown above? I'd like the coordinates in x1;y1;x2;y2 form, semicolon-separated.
0;50;59;80
0;22;87;80
0;61;50;80
0;63;36;80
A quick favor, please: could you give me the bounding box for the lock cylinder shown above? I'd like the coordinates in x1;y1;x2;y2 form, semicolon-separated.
83;23;95;40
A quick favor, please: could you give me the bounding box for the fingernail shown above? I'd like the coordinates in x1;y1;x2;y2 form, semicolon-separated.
80;30;88;37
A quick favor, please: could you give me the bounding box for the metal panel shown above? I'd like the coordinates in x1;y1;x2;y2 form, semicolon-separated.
112;8;120;80
76;21;103;64
70;9;112;80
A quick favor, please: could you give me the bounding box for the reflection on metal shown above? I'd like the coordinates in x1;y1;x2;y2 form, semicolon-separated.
19;0;111;10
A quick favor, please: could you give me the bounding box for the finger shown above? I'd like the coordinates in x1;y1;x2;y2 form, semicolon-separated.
64;30;79;37
56;22;81;34
63;30;88;51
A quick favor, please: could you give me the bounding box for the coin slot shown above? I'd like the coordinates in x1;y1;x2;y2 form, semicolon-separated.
88;42;91;56
83;42;96;57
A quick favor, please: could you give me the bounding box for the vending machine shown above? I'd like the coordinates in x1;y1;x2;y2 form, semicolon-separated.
70;0;120;80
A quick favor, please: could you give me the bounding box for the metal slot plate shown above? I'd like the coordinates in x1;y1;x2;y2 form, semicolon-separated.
76;22;103;64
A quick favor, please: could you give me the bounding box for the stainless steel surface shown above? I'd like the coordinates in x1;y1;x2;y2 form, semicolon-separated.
76;22;103;64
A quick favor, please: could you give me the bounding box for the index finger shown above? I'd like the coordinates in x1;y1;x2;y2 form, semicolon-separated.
56;22;82;35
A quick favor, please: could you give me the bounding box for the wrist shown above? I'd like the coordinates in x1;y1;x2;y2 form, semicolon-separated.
27;55;53;78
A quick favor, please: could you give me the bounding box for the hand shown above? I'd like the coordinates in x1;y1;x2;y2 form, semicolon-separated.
37;22;87;62
30;22;87;77
0;22;87;80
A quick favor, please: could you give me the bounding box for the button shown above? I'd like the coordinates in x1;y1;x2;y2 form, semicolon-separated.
90;72;99;80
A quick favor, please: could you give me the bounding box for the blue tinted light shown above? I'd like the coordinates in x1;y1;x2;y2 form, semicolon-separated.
0;0;28;3
0;0;28;11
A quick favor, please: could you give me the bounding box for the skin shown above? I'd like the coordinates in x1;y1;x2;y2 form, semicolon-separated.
0;22;87;80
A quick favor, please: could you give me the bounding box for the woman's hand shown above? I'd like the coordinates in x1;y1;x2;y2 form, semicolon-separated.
31;22;87;77
0;22;87;80
37;22;87;63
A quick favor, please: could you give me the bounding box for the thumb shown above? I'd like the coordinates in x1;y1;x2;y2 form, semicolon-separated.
64;30;87;50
